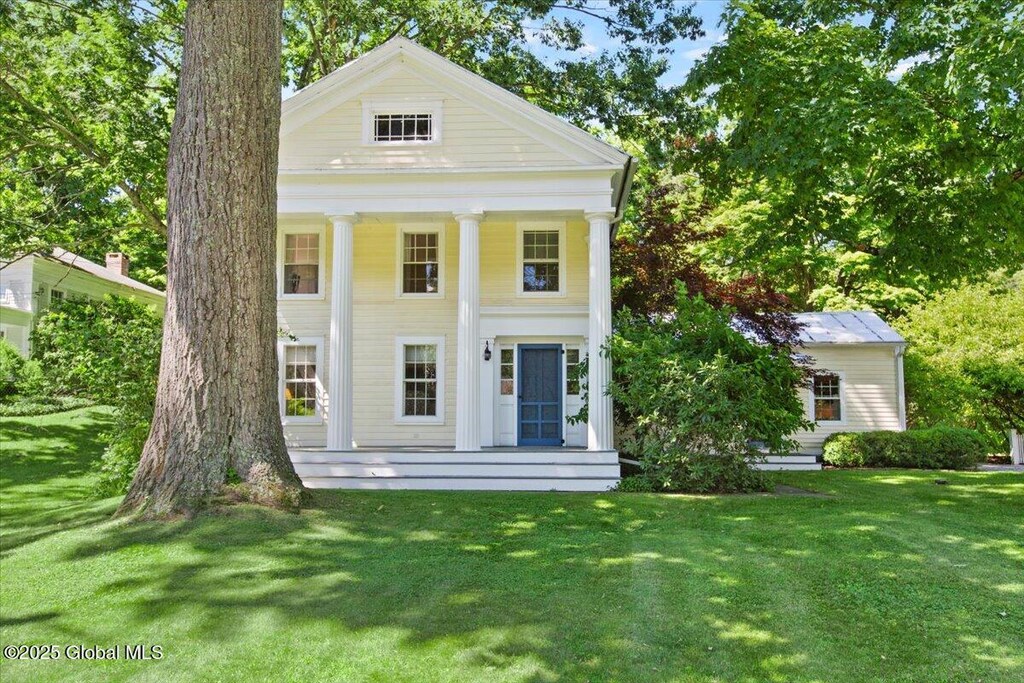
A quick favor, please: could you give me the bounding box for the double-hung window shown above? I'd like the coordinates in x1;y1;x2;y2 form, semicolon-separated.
280;229;323;297
400;229;442;295
279;340;323;422
812;373;843;422
518;224;565;295
395;337;445;423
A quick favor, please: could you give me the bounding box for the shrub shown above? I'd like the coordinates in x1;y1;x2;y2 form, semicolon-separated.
823;427;987;470
615;475;656;493
0;338;24;397
0;396;94;417
606;288;810;493
31;295;162;494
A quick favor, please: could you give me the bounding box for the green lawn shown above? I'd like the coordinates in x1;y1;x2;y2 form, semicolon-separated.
1;408;1021;682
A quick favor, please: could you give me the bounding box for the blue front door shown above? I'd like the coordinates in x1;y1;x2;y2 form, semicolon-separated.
518;344;562;447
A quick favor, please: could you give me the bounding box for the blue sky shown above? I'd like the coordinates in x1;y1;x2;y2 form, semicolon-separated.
526;0;729;87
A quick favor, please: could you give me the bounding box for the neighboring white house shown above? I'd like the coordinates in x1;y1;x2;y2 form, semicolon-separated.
277;38;633;490
0;249;165;357
791;311;907;455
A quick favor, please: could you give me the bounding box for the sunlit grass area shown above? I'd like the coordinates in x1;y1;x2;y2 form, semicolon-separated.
2;408;1022;682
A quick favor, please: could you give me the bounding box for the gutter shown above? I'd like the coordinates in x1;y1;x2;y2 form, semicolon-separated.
610;155;637;240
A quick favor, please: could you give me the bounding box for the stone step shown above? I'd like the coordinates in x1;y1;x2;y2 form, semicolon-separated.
289;449;619;465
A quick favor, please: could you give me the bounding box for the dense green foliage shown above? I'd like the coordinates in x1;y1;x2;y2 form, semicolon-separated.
822;427;988;470
0;395;94;417
682;0;1024;314
2;0;700;284
31;295;162;494
0;338;47;400
2;409;1022;682
896;273;1024;450
608;288;809;493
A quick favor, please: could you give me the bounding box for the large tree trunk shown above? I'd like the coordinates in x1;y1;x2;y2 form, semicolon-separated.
119;0;302;518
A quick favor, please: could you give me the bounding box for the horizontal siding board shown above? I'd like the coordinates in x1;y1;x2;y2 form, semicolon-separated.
793;344;902;454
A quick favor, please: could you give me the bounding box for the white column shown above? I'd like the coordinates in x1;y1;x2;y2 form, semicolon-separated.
454;211;483;451
586;210;616;451
327;213;356;450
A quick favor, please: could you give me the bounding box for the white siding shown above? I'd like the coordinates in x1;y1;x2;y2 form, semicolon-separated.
0;258;35;313
793;344;903;454
280;69;581;170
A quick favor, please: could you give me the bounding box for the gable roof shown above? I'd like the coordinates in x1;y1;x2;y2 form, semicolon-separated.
795;311;904;344
48;249;164;297
281;37;630;167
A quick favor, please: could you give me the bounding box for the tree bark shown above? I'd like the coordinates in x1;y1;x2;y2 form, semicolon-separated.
120;0;302;518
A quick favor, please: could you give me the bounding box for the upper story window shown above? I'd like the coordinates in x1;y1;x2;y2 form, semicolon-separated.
363;100;442;145
518;225;564;295
397;225;444;297
812;373;843;422
279;226;325;299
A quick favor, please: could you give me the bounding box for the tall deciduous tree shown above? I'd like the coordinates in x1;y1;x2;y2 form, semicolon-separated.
119;0;301;517
680;0;1024;314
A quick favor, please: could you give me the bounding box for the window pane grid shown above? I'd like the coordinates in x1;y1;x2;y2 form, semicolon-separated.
403;344;438;417
566;349;580;395
374;113;433;142
284;233;319;294
522;230;560;292
813;374;841;421
284;345;317;417
402;232;439;294
500;348;514;395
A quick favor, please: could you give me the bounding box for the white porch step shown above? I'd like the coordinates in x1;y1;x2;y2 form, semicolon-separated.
294;462;621;479
289;449;618;465
301;476;618;491
289;448;620;491
754;454;821;471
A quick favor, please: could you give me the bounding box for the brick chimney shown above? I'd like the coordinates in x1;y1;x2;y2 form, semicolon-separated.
105;252;130;277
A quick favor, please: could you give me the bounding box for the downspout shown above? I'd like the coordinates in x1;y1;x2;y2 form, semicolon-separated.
895;343;907;431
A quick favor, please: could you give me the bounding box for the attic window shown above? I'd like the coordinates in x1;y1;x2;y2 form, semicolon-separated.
373;113;433;142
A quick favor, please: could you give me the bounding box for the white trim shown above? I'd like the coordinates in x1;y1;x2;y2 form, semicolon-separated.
515;221;567;298
277;336;326;425
808;370;846;426
394;336;446;425
395;223;446;299
277;223;326;300
895;344;907;431
361;98;443;146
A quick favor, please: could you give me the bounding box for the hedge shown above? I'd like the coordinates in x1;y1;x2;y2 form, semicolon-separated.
822;427;987;470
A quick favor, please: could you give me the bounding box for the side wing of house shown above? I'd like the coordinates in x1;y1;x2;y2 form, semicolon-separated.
275;38;631;462
792;343;906;454
0;258;35;355
32;257;166;315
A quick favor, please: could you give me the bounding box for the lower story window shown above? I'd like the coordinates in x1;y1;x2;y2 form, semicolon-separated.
396;337;445;423
283;344;319;418
404;344;437;417
813;373;842;421
566;348;581;395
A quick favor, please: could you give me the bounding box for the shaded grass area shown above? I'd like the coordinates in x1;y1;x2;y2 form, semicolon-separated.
1;408;1022;682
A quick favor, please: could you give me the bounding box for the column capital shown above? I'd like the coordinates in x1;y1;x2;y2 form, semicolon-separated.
327;212;359;225
584;209;616;222
453;210;485;224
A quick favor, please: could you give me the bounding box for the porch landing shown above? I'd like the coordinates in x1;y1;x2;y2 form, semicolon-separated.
289;448;620;491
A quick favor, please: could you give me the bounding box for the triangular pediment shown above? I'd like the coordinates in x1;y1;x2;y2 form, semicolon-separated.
280;38;628;171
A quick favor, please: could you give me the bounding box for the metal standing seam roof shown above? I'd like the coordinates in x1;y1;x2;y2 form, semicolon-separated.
794;311;905;344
